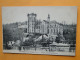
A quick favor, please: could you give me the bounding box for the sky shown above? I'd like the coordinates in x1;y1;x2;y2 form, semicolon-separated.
2;6;77;24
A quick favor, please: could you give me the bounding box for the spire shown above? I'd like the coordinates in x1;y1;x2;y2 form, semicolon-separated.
48;14;50;19
47;14;50;22
47;14;50;34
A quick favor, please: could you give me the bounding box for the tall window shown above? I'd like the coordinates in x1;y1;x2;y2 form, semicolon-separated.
54;29;55;34
24;28;27;33
55;24;56;27
51;29;53;33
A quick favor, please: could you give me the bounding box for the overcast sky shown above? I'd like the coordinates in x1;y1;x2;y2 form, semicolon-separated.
2;6;77;24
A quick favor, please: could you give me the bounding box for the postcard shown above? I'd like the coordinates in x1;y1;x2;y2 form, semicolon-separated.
2;6;77;56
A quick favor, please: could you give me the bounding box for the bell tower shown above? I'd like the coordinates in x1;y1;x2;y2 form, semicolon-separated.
47;14;50;34
48;14;50;21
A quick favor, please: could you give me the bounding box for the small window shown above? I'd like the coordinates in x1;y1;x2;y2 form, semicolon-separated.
55;24;56;27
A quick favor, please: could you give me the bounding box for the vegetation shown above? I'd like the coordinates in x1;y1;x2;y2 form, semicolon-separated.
3;23;23;49
63;24;76;44
3;22;76;49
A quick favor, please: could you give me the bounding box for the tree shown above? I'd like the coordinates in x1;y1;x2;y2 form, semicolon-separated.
3;25;13;49
55;34;61;43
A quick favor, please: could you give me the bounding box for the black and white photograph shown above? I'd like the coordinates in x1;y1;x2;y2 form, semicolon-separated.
2;6;77;56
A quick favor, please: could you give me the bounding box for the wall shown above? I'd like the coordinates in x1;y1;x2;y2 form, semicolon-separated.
0;0;80;60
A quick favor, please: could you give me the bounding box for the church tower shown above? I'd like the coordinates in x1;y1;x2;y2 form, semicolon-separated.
48;14;50;21
47;14;50;34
